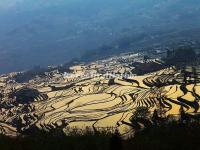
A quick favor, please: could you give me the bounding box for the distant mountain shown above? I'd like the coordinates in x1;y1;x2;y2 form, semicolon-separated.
1;0;200;73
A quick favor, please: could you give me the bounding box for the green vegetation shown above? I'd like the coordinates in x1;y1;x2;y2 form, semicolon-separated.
13;66;47;83
165;47;199;67
12;88;41;104
132;61;166;75
124;120;200;150
0;129;112;150
125;106;200;150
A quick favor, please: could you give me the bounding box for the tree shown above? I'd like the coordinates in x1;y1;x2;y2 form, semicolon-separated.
143;55;149;63
165;47;197;67
132;107;150;119
110;129;122;150
130;107;152;131
152;109;159;126
182;66;187;84
179;106;189;124
192;66;197;84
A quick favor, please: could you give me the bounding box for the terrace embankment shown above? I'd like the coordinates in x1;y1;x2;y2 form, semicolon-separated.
0;53;200;137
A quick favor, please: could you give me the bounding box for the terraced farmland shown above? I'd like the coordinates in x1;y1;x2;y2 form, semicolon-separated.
0;53;200;137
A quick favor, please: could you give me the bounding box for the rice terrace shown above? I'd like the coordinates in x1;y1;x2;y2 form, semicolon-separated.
1;0;200;149
1;49;200;139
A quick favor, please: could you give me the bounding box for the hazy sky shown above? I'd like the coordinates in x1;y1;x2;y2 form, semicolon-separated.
1;0;200;73
0;0;24;9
